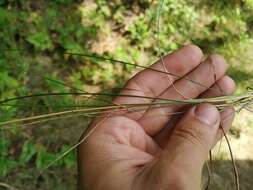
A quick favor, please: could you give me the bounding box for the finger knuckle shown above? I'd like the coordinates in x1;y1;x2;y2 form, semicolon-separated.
174;125;207;152
209;54;228;71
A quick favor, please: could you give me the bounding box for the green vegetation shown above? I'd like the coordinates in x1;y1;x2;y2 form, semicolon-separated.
1;0;253;189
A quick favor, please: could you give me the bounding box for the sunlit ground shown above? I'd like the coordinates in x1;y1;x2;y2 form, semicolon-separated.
205;110;253;189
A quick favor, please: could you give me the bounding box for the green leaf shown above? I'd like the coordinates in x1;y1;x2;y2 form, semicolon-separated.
27;31;53;51
36;146;56;170
0;132;17;177
0;158;17;177
20;141;36;164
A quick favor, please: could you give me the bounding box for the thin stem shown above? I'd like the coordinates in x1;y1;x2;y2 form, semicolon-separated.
0;182;19;190
0;48;238;94
64;52;221;93
220;126;240;190
0;92;168;105
40;109;118;173
205;160;212;190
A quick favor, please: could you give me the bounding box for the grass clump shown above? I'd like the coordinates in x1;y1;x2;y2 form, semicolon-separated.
1;0;253;189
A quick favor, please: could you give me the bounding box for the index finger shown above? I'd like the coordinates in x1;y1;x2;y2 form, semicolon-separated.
114;45;204;119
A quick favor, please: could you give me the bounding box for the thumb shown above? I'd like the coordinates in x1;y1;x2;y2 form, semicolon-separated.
156;104;220;189
167;103;220;161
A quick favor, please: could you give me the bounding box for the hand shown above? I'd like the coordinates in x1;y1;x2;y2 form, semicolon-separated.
77;45;236;190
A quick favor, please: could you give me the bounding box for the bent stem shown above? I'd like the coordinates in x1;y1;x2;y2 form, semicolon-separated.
40;109;118;173
220;125;240;190
0;182;19;190
205;151;213;190
1;91;253;126
0;2;248;189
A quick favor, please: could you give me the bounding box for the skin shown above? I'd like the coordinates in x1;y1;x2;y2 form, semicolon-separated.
78;45;236;190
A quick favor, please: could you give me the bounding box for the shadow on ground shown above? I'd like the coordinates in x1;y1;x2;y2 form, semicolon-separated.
203;160;253;190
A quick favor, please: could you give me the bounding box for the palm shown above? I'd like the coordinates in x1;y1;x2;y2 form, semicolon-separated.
78;45;235;190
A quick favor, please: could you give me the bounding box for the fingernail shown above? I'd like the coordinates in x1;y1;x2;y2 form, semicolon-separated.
195;104;219;126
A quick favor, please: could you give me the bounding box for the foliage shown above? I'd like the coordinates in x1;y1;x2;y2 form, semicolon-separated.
0;0;253;189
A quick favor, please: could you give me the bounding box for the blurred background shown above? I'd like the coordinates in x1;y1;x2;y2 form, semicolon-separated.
1;0;253;189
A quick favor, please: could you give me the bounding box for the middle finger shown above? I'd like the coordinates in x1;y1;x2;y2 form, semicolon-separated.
138;54;228;135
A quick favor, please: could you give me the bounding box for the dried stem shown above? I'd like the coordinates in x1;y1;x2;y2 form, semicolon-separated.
220;125;240;190
0;182;19;190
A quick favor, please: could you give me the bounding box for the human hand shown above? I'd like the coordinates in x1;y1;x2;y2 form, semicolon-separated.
78;45;236;190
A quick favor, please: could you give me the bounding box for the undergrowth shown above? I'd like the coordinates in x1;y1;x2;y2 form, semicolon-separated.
1;0;253;189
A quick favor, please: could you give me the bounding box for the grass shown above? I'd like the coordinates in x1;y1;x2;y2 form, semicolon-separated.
1;0;253;189
1;50;252;189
